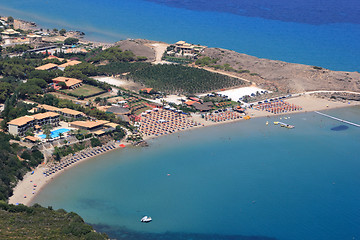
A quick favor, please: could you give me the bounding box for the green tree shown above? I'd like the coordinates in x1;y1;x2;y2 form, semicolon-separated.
59;29;66;36
90;138;101;147
7;16;14;23
94;97;101;104
64;37;79;45
57;81;67;89
42;125;52;140
0;82;14;103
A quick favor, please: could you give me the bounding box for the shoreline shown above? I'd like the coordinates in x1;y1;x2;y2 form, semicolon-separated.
9;141;131;206
9;95;358;207
3;14;359;206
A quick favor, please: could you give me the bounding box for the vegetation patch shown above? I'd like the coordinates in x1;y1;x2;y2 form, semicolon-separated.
0;202;107;239
61;84;105;98
128;64;247;94
0;132;43;201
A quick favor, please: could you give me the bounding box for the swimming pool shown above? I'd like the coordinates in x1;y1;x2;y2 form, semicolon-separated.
39;128;70;139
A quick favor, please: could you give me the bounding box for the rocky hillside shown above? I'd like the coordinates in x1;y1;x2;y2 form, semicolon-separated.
202;48;360;93
115;39;156;62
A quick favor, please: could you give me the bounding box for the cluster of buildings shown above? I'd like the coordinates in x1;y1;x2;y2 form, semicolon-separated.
8;112;60;136
7;104;85;136
7;100;123;143
1;28;43;46
35;56;82;71
184;97;214;112
36;104;85;119
51;77;83;90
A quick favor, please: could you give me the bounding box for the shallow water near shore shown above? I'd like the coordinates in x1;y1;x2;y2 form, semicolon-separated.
33;107;360;240
0;0;360;71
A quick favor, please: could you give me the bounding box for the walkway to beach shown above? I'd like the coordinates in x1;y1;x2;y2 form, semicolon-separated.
315;111;360;128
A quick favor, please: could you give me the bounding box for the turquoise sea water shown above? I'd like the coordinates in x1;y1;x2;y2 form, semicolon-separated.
0;0;360;71
33;107;360;240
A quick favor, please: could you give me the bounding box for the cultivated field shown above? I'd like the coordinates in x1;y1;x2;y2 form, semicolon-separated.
62;84;105;97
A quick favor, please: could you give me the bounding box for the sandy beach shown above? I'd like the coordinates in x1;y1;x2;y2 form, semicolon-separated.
8;141;129;206
9;95;359;206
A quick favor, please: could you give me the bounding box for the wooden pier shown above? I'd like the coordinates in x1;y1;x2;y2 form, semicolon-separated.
315;111;360;128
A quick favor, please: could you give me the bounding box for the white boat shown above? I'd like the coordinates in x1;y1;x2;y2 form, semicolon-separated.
141;216;152;223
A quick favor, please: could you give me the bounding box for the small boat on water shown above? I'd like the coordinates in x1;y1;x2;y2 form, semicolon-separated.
266;121;269;125
141;216;152;223
274;121;294;129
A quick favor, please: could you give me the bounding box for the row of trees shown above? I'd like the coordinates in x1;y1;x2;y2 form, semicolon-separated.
128;64;247;94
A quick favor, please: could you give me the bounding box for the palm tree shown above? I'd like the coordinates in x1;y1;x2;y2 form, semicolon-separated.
42;125;52;141
58;132;64;139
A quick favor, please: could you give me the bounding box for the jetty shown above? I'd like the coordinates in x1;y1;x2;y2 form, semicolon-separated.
315;111;360;128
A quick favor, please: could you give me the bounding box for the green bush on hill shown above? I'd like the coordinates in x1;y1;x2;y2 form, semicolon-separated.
88;46;136;63
0;201;108;239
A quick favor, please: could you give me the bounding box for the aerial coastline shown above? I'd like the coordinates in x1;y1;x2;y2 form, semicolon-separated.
9;95;359;207
1;12;360;240
3;15;360;207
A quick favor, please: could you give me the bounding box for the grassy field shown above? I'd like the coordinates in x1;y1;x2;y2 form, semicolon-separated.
61;84;105;97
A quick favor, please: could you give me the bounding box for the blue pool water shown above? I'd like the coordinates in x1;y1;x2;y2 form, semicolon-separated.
39;128;70;139
32;107;360;240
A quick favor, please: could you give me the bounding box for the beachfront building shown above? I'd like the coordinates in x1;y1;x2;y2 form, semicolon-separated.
69;120;110;131
193;102;213;112
92;122;119;137
1;29;20;37
167;41;207;59
8;112;60;136
58;60;82;71
52;76;83;89
35;63;59;71
37;104;86;119
27;34;43;43
174;41;194;55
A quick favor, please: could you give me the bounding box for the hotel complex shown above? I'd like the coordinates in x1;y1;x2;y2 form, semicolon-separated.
36;104;85;119
7;112;60;136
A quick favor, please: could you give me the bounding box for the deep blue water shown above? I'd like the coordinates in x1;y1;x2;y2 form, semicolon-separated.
0;0;360;71
32;107;360;240
145;0;360;25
